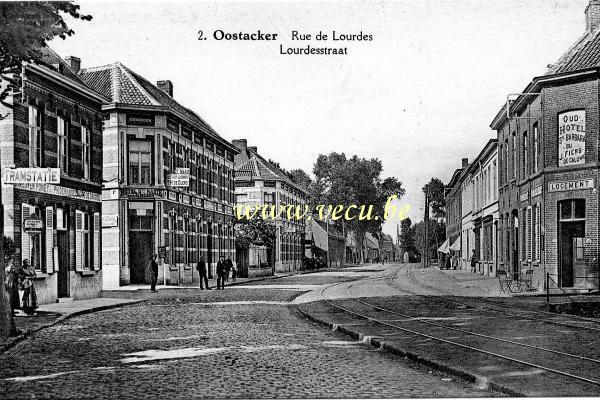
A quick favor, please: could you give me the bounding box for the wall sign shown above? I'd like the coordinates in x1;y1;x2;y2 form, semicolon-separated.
121;188;164;198
519;190;529;202
2;168;60;184
558;110;586;167
531;185;542;198
548;178;594;192
16;183;101;202
23;218;43;233
126;114;155;126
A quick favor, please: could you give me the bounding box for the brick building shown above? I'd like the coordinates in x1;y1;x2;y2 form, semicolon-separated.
490;0;600;291
232;139;307;273
444;158;468;259
79;62;237;287
0;49;106;303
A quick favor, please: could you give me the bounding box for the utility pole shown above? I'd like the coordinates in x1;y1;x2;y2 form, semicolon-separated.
423;188;429;268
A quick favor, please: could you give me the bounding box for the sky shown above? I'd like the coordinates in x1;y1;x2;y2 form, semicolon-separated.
51;0;590;237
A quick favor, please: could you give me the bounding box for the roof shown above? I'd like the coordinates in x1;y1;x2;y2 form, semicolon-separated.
547;27;600;75
34;46;85;84
365;233;380;250
79;62;230;147
464;139;497;176
234;147;307;194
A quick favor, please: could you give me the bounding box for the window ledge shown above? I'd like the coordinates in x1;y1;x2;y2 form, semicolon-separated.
79;270;97;276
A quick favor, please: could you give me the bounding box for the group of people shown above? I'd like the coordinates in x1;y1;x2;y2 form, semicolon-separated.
4;259;38;316
441;252;459;270
147;254;237;291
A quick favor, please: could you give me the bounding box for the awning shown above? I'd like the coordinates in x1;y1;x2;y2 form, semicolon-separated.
450;238;460;251
437;239;449;254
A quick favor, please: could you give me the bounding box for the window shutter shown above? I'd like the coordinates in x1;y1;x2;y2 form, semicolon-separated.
75;211;83;271
93;212;100;270
45;206;54;273
21;204;31;265
527;207;532;261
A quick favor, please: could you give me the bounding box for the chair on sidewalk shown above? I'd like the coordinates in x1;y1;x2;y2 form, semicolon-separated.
497;270;513;294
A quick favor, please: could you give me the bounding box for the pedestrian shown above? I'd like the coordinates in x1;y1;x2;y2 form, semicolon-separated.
196;256;210;290
231;261;237;282
5;258;21;315
19;260;37;316
470;249;477;273
452;253;459;270
445;253;452;270
148;254;159;292
225;257;233;282
216;256;225;290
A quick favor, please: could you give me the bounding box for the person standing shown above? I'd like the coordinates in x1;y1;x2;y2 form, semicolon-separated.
225;257;233;282
5;258;21;315
19;260;37;315
148;254;159;292
470;249;478;273
452;253;459;270
196;256;210;290
231;260;237;282
216;256;225;290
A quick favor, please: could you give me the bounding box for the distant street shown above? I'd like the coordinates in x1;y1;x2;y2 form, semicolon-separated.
0;267;494;399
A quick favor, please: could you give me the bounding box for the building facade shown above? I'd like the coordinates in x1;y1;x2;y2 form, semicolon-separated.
232;139;307;273
0;51;105;304
444;158;467;258
491;0;600;291
79;62;237;287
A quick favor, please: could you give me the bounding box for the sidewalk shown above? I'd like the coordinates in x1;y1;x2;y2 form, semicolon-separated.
410;267;504;297
1;297;143;354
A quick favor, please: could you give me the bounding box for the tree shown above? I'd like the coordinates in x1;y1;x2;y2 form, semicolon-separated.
234;218;276;249
413;219;446;261
287;168;312;191
0;1;91;342
311;152;406;262
399;217;417;256
423;177;446;219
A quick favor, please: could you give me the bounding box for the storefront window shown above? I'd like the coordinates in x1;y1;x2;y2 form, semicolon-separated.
559;200;585;221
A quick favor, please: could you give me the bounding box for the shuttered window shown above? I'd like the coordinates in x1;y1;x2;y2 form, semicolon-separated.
45;206;55;274
527;207;532;261
75;211;92;271
21;204;32;267
93;212;100;270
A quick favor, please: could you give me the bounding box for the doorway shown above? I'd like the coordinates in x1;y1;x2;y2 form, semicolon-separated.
207;223;213;279
129;212;154;284
57;231;69;297
558;199;586;288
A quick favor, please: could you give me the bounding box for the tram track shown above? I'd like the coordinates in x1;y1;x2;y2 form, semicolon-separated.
312;267;600;395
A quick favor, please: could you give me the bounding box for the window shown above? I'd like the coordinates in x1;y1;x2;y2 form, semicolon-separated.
129;139;152;185
522;132;528;178
76;211;92;270
492;161;497;200
82;125;90;180
559;199;585;221
512;133;517;179
57;116;68;173
504;139;509;183
574;237;585;261
28;105;42;167
264;192;275;205
533;123;539;173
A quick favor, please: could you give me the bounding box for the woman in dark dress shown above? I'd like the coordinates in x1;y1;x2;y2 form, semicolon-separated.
5;259;21;314
19;260;38;315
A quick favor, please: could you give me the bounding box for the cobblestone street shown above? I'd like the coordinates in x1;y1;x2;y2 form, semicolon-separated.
0;276;495;399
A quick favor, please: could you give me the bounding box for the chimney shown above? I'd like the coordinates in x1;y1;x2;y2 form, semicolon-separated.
232;139;247;152
586;0;600;32
248;146;258;154
462;158;469;168
65;56;80;73
157;80;173;97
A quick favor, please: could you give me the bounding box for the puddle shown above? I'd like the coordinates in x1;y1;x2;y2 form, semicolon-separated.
121;347;230;363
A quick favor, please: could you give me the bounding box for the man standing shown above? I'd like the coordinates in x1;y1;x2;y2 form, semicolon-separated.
470;249;478;273
225;257;233;282
196;256;210;290
149;254;159;292
216;256;226;290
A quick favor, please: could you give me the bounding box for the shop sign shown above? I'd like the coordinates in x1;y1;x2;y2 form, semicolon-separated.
548;178;594;192
558;110;586;167
23;218;43;233
2;168;60;185
15;183;101;202
102;215;118;227
166;170;189;187
126;114;155;126
122;188;164;198
531;185;542;198
519;190;529;202
167;191;177;201
181;194;190;204
193;198;203;208
158;246;167;258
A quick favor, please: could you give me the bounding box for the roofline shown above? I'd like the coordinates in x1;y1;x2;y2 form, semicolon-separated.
26;62;109;103
490;67;600;130
464;139;498;177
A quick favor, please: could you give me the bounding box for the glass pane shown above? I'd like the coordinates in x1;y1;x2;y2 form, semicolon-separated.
140;217;152;230
574;199;586;219
139;140;151;152
141;165;151;184
560;201;572;220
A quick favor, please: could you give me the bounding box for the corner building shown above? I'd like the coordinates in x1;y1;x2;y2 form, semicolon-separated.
491;0;600;292
80;62;237;287
0;51;105;303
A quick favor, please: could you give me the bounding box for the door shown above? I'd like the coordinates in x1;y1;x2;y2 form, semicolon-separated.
129;231;153;283
559;221;585;288
207;224;213;279
512;226;519;280
57;231;69;297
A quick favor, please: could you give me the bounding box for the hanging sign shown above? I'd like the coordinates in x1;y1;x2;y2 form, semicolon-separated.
23;218;43;233
558;110;586;167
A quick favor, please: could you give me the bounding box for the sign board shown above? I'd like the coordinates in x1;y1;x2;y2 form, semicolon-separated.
2;168;60;185
519;191;529;202
166;173;189;187
102;215;118;228
126;114;155;126
175;168;190;175
15;183;101;202
23;217;43;233
158;246;167;258
531;185;542;198
121;188;165;199
558;110;586;167
548;178;594;193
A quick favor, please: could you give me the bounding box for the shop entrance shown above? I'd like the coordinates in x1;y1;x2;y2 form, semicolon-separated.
128;205;154;284
558;199;586;288
57;230;69;297
207;223;213;279
512;212;519;280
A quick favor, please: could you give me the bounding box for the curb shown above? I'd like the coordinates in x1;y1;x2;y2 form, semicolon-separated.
296;305;526;398
0;299;146;355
